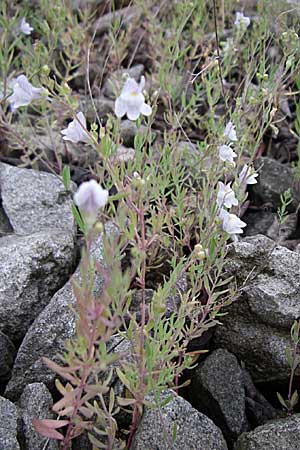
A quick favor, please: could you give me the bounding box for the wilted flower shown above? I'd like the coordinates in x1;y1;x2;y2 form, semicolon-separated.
239;164;258;185
20;18;33;35
74;179;108;224
219;208;246;234
219;144;237;164
115;75;152;121
217;181;238;209
8;75;43;110
61;112;90;143
234;12;251;29
224;121;237;142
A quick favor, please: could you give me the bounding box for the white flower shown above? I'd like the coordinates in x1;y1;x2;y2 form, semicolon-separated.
61;112;90;143
219;208;246;234
8;75;43;110
115;75;152;121
239;164;258;185
219;144;237;164
224;121;238;142
217;181;238;209
20;18;33;35
74;179;108;221
234;12;251;29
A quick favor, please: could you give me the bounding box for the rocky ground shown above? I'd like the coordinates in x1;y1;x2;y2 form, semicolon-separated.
2;132;300;450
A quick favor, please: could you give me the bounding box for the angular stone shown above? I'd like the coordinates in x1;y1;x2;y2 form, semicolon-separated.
0;231;75;342
18;383;59;450
243;210;276;237
93;7;138;35
5;223;118;400
0;396;20;450
235;414;300;450
187;349;249;445
242;369;277;427
119;120;156;147
131;390;228;450
214;235;300;382
251;157;300;211
0;331;16;386
0;162;76;236
79;96;115;121
225;235;300;329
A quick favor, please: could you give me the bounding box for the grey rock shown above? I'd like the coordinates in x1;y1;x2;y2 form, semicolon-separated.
225;235;300;329
0;396;20;450
234;414;300;450
214;234;300;382
5;223;118;400
0;200;13;237
119;120;156;147
242;369;277;427
79;96;115;121
251;157;300;211
93;7;138;35
0;231;75;342
214;314;293;383
131;389;228;450
0;331;16;385
18;383;58;450
102;64;145;98
243;210;276;237
0;162;76;236
188;349;249;445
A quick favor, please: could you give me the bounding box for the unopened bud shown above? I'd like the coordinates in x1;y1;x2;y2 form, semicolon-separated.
194;244;207;260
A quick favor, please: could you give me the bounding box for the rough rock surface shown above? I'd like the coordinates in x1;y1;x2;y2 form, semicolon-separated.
251;157;300;210
234;414;300;450
0;396;20;450
243;210;276;237
119;120;155;147
242;369;277;427
18;382;59;450
187;348;249;445
214;234;300;382
131;389;228;450
5;223;118;400
0;231;75;342
0;162;76;236
0;331;16;386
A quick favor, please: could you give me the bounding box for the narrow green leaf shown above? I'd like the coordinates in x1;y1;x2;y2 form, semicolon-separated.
62;165;71;189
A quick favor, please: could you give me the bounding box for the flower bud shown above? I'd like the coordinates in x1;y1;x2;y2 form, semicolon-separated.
194;244;207;260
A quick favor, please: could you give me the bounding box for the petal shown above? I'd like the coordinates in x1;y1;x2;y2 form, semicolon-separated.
140;102;152;116
126;106;141;121
122;77;139;95
139;76;145;91
115;97;127;118
76;111;87;128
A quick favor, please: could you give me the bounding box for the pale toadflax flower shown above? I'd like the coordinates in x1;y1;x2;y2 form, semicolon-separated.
115;75;152;121
217;181;238;209
239;164;258;185
224;121;237;142
61;112;90;144
219;208;246;234
8;75;43;110
219;144;237;164
234;12;251;29
74;179;108;223
20;18;33;35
